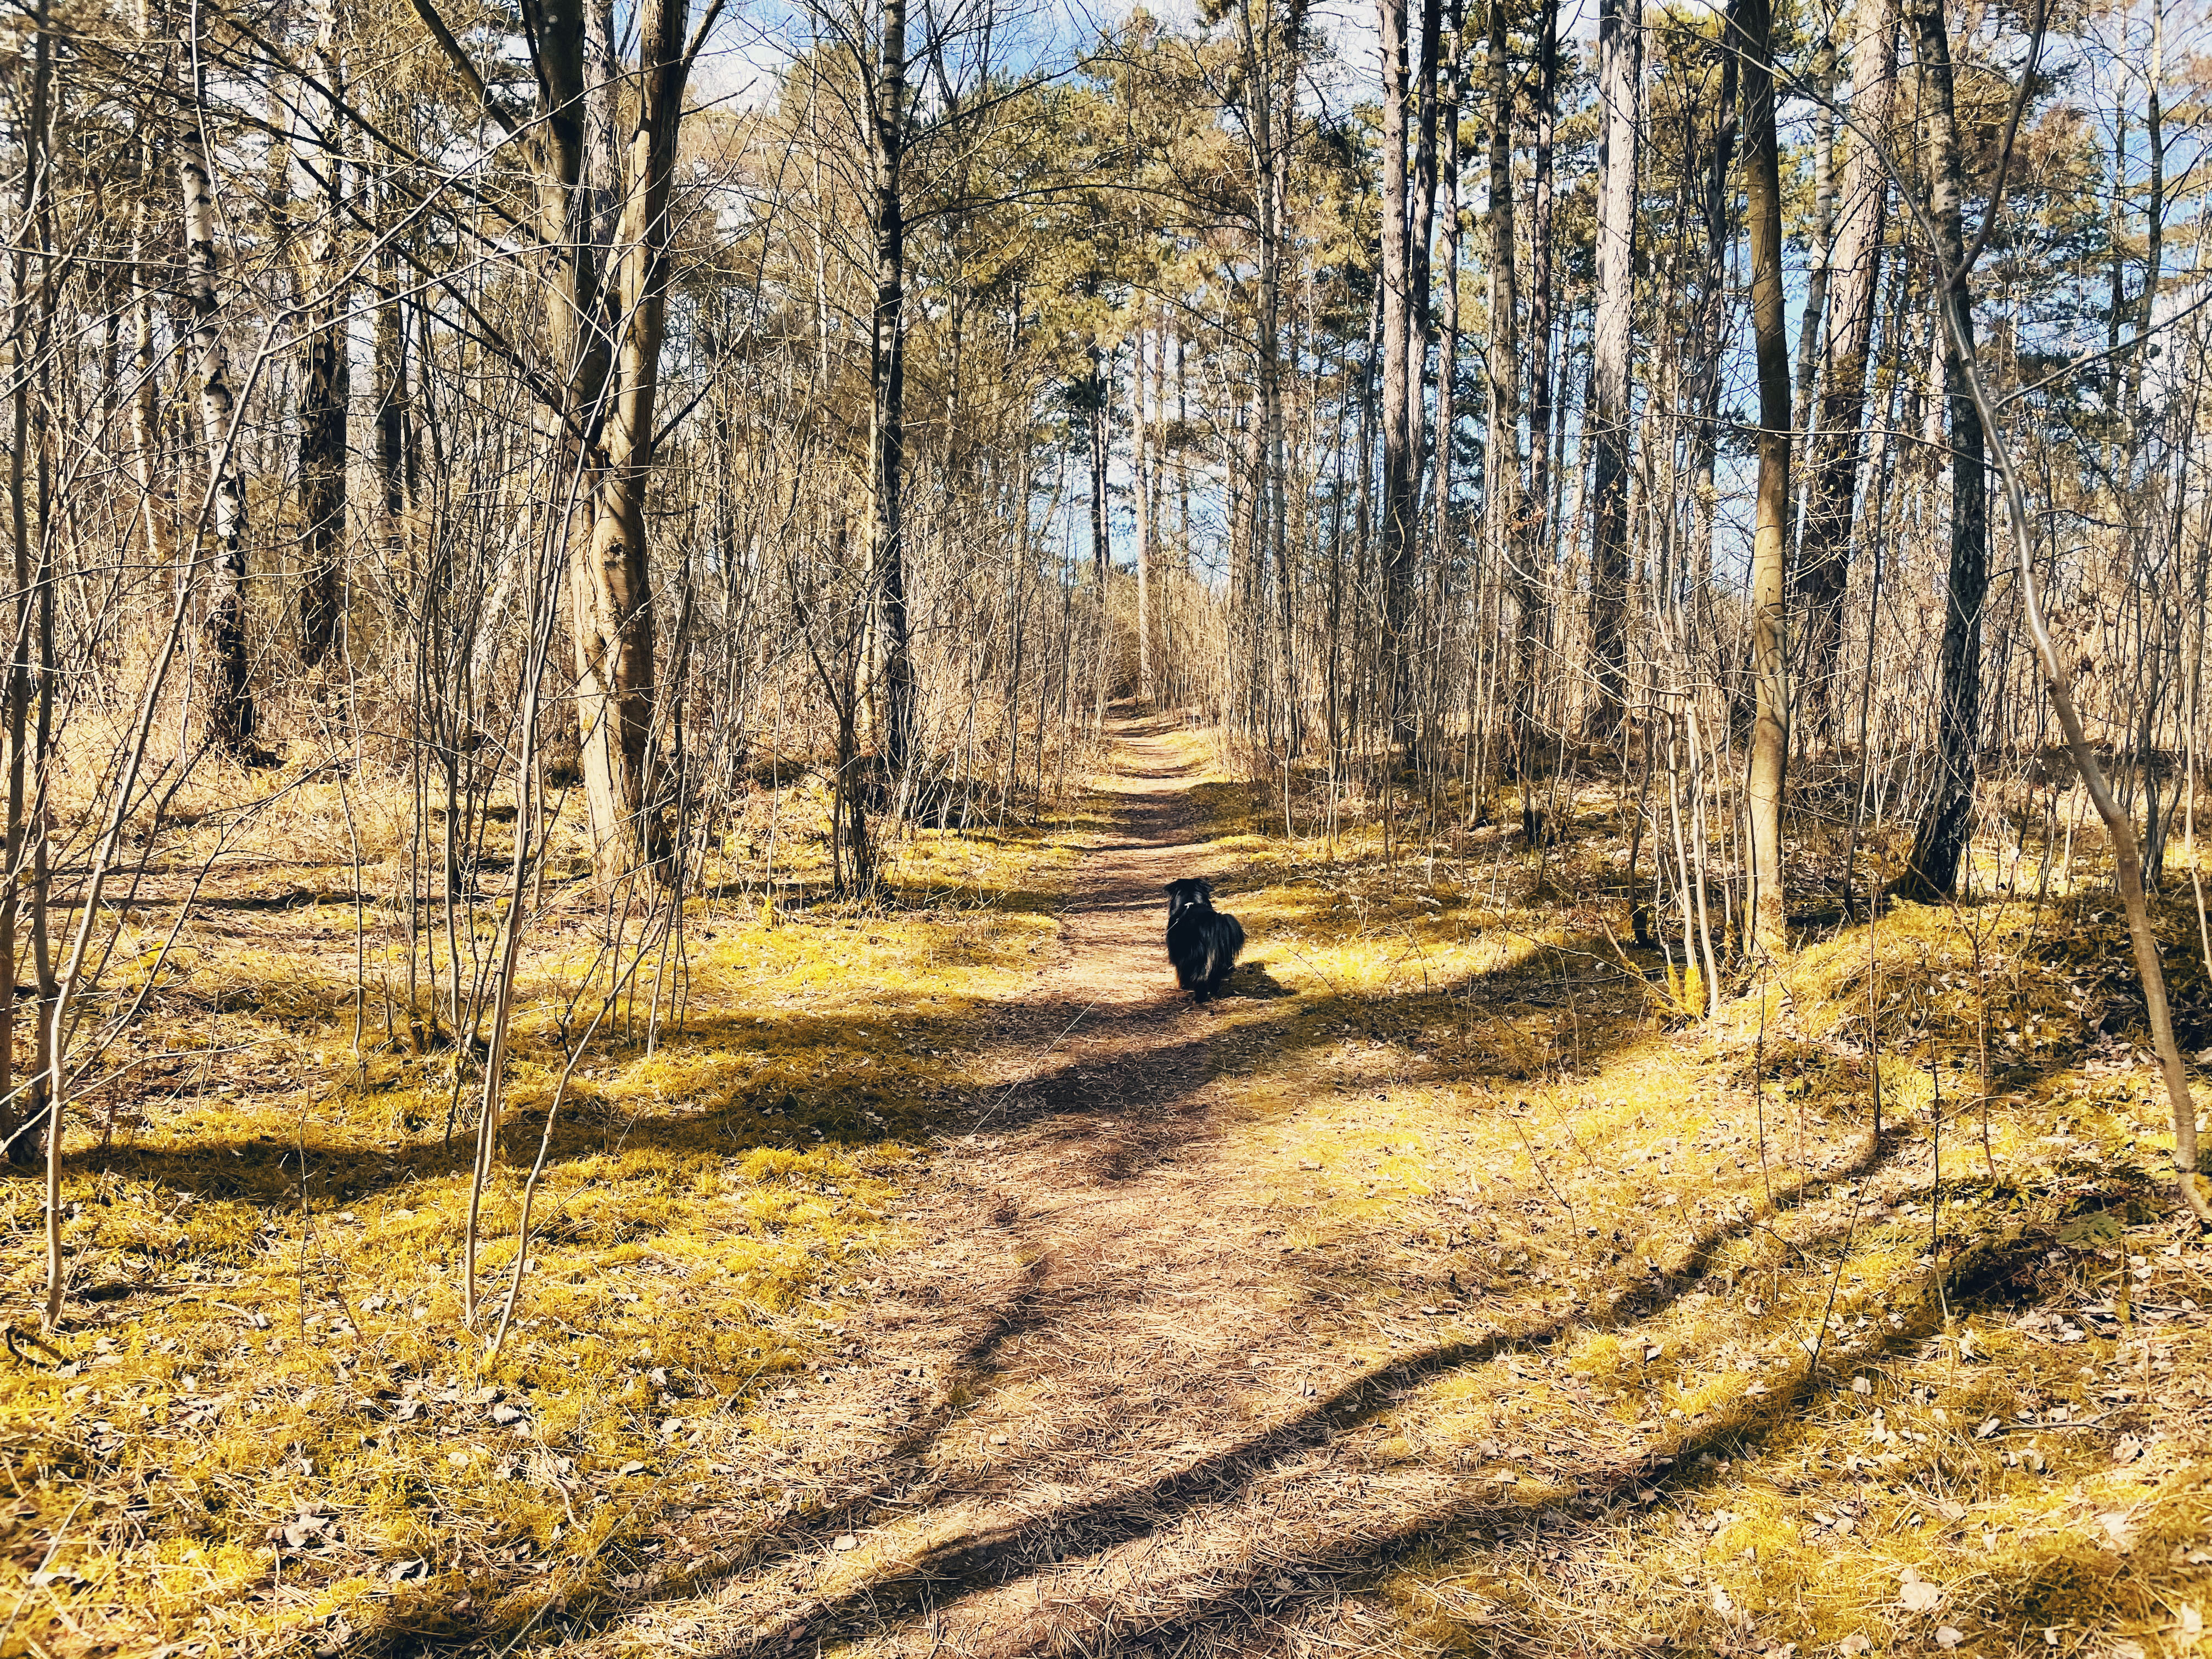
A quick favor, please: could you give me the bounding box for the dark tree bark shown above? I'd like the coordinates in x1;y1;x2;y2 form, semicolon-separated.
1378;0;1415;747
296;0;349;667
1585;0;1640;733
1088;346;1110;586
1526;0;1558;582
1900;0;1988;902
1406;0;1441;543
870;0;917;783
1486;0;1535;771
1738;0;1791;960
1433;0;1459;569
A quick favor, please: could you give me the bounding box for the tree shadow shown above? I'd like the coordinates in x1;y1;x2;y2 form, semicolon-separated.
455;1137;2049;1659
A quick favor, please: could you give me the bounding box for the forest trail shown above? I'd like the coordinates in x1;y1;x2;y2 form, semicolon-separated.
605;714;1431;1657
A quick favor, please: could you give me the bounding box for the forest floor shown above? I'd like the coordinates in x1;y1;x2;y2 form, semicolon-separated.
5;713;2212;1658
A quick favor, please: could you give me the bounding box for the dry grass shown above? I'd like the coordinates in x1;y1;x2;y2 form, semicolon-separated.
6;736;2210;1659
1;758;1075;1657
1182;776;2212;1658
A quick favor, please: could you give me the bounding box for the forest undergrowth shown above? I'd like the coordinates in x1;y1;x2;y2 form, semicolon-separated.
3;729;2210;1658
1183;761;2212;1656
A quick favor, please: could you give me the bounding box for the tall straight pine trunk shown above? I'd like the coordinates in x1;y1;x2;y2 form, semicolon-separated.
1526;0;1558;573
1486;0;1535;774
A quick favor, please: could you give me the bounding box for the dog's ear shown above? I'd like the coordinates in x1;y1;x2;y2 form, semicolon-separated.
1163;882;1177;895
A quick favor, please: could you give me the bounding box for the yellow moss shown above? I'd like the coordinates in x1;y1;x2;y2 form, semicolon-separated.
0;774;1104;1656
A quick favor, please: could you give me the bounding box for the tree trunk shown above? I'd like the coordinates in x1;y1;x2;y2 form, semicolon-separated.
1;0;53;1167
870;0;917;784
1585;0;1640;734
1434;0;1460;565
1796;0;1897;710
2124;0;2162;419
1378;0;1415;749
127;0;172;577
1526;0;1558;575
1406;0;1442;568
1132;323;1153;702
548;0;694;886
1900;0;1988;902
296;0;348;667
1739;0;1791;961
1687;7;1740;599
1486;0;1534;772
1790;27;1837;444
1089;346;1110;586
180;21;255;755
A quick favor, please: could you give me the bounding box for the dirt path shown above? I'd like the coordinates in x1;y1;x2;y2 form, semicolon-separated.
599;716;1439;1657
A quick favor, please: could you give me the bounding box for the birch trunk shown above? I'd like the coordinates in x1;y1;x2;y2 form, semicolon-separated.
869;0;917;783
180;22;255;754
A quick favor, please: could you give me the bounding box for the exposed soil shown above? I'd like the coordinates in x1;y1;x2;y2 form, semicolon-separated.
590;714;1429;1657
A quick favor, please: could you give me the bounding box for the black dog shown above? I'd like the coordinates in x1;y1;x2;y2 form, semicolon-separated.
1164;877;1244;1001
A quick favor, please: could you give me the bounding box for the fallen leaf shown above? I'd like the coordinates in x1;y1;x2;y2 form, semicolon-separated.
616;1461;646;1477
2098;1511;2136;1551
1934;1629;1963;1650
1976;1417;2002;1439
388;1559;428;1584
1899;1569;1942;1614
831;1534;858;1552
1852;1376;1872;1395
2113;1436;2142;1464
1838;1635;1871;1656
2179;1605;2202;1638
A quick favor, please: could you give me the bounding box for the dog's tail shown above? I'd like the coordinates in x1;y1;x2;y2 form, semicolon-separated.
1207;914;1245;987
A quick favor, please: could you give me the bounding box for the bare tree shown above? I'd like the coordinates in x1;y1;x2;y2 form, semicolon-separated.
1586;0;1640;732
1796;0;1897;710
180;16;255;754
1899;0;1989;901
296;0;348;667
1737;0;1790;960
